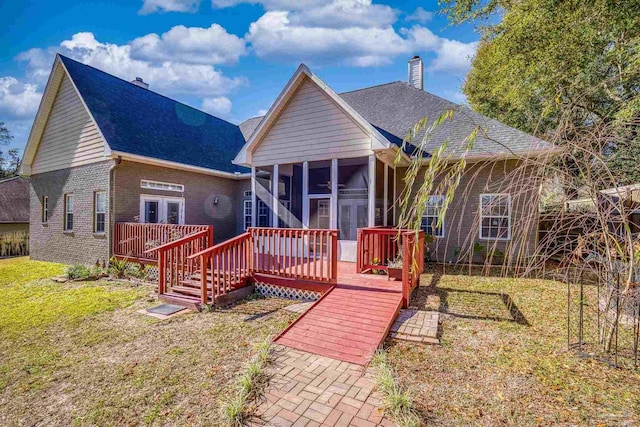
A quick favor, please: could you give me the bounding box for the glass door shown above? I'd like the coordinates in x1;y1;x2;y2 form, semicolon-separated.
338;199;368;240
140;196;184;224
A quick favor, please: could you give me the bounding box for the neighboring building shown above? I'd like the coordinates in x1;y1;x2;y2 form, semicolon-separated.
0;176;30;233
21;54;554;266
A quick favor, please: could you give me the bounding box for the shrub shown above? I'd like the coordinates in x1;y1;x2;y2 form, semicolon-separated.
66;265;90;280
108;257;128;278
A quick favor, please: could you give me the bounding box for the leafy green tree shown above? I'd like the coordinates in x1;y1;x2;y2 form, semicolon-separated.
0;122;20;179
440;0;640;183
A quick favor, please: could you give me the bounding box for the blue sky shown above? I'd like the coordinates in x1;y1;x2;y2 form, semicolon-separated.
0;0;480;153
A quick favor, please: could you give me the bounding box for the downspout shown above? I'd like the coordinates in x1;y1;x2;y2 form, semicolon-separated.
108;156;122;260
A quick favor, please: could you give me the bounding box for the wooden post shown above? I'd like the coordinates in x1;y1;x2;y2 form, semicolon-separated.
401;232;410;308
331;230;338;283
207;225;214;248
158;250;166;295
201;254;208;305
356;228;363;273
368;154;376;227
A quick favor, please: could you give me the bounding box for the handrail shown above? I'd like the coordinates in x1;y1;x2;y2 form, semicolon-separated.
154;228;214;296
187;232;251;261
145;229;210;254
113;222;213;261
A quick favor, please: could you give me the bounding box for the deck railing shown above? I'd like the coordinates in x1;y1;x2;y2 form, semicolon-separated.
182;227;338;304
251;227;338;283
188;232;253;304
113;222;213;261
357;227;425;307
146;229;213;295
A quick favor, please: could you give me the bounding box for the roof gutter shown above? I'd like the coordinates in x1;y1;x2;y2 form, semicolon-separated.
109;151;251;180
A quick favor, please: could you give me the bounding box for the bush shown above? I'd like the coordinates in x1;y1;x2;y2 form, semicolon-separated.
66;265;90;280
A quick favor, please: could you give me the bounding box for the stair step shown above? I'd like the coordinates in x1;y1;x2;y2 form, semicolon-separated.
172;285;211;297
159;292;201;311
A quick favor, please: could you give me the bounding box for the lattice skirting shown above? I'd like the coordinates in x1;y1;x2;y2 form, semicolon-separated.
254;282;321;301
122;261;159;282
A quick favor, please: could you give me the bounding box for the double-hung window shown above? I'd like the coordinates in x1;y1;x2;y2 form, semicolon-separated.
243;200;252;230
42;196;48;223
64;194;74;231
480;194;511;240
95;191;107;233
421;195;445;238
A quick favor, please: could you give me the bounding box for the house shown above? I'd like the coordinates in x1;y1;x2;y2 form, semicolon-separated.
21;54;554;267
0;176;30;233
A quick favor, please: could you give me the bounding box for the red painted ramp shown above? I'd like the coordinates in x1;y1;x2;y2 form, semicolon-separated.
275;266;403;365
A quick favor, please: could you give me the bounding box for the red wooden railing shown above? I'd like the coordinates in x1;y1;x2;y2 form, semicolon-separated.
113;222;213;262
251;228;338;283
181;227;339;305
188;232;252;304
145;229;213;295
357;227;425;307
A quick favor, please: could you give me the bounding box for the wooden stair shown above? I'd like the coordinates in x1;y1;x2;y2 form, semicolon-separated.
161;269;246;310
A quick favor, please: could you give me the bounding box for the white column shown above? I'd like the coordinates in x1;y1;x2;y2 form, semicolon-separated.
392;166;397;226
251;167;257;227
368;154;376;227
383;163;389;226
330;158;338;230
272;164;279;227
302;161;309;229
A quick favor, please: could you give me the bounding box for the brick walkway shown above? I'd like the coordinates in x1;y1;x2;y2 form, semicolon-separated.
388;309;439;344
252;345;395;426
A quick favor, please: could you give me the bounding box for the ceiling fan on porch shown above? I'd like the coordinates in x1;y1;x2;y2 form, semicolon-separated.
317;181;345;190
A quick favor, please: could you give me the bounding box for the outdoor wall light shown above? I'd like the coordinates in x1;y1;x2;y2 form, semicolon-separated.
213;197;219;205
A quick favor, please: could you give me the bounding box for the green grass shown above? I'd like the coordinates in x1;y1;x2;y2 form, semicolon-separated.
0;257;297;426
387;265;640;426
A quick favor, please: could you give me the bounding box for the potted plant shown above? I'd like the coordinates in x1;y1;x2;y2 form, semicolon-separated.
387;256;404;281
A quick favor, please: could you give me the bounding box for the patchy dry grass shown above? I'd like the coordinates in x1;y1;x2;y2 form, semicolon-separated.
387;265;640;426
0;258;297;426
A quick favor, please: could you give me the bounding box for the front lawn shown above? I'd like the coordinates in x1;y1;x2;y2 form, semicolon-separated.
0;257;296;426
387;266;640;426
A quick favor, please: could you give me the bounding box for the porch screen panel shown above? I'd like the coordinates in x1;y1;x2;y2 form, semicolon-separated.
337;159;369;240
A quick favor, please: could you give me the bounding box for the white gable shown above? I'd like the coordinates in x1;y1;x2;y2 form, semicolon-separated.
31;74;108;174
251;77;372;167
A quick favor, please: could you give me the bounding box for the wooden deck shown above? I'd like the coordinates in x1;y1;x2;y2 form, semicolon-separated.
274;262;403;365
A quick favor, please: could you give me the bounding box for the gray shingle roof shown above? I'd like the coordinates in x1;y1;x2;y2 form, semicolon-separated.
0;177;29;223
339;81;552;158
239;81;552;159
239;116;264;140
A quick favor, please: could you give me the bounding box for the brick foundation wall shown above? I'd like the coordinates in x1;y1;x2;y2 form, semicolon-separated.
29;160;114;266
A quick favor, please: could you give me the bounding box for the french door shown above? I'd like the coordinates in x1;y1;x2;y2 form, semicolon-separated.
140;196;185;224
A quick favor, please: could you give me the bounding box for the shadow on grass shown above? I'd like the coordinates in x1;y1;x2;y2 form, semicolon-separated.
414;269;529;326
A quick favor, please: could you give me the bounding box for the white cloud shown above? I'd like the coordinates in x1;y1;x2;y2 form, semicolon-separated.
406;26;478;73
130;24;246;65
246;11;408;67
0;77;42;119
214;0;396;29
17;32;245;97
201;96;232;116
140;0;200;14
406;7;433;23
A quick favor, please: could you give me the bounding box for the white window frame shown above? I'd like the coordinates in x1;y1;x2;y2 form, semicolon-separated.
42;196;48;223
64;193;74;231
94;191;107;234
140;179;184;192
243;199;252;230
257;200;269;227
243;190;252;198
139;195;185;224
421;195;445;238
479;193;511;241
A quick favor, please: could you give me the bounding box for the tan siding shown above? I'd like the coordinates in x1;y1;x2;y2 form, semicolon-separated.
32;75;107;174
252;78;372;166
